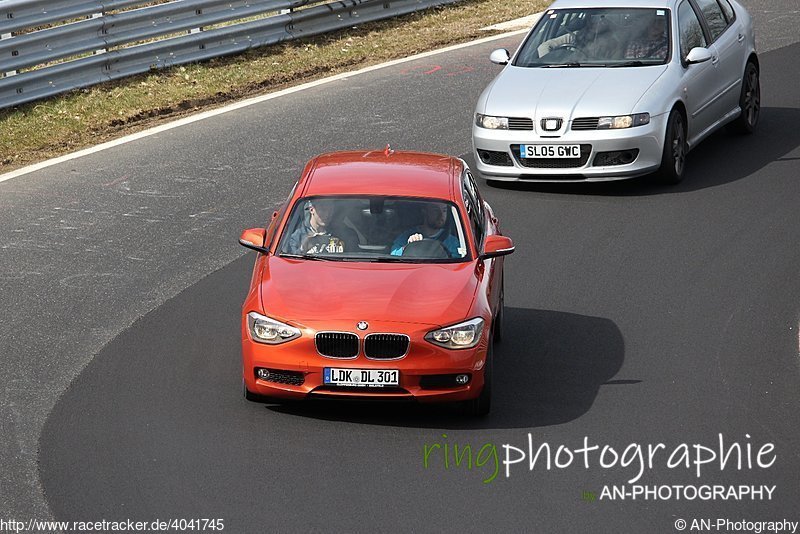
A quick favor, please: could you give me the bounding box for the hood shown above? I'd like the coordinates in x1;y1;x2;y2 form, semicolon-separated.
259;257;480;327
482;65;668;119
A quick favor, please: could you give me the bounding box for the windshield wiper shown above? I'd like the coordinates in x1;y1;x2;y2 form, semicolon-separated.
281;253;390;262
543;62;582;68
610;60;645;67
280;253;457;264
371;257;409;263
280;253;339;262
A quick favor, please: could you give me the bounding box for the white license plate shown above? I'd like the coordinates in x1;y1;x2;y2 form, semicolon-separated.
520;144;581;158
323;368;399;387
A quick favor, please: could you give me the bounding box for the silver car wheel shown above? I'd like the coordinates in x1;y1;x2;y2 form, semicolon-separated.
743;64;761;130
672;114;686;176
728;62;760;134
659;109;687;184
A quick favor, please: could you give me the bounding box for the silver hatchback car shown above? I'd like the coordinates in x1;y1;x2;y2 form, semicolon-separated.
472;0;759;184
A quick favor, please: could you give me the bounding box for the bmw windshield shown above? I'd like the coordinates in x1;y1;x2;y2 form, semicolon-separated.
514;8;671;67
276;196;470;263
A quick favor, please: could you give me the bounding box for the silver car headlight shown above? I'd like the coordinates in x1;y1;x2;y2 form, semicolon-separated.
426;318;484;350
475;113;509;130
597;113;650;129
247;311;301;344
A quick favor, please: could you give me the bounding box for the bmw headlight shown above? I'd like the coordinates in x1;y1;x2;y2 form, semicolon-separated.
597;113;650;129
426;318;484;350
247;311;301;344
475;113;509;130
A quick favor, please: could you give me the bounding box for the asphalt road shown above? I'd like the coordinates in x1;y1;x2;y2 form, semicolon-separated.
1;1;799;532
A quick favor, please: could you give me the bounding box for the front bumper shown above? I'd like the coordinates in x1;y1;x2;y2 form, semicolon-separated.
242;319;488;403
471;114;667;182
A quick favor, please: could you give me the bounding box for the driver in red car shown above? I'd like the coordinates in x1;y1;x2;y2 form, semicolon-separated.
390;202;462;257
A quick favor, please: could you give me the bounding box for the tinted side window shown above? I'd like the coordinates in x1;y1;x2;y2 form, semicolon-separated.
717;0;735;23
465;171;485;221
678;1;707;59
694;0;728;41
266;181;297;247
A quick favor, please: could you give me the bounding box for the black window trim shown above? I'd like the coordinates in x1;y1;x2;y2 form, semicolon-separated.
460;167;486;250
716;0;736;25
688;0;733;46
678;0;710;67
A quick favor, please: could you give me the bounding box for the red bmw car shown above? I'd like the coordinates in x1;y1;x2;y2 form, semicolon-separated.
239;149;514;415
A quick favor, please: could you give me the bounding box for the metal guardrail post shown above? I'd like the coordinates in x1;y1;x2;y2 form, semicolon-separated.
1;33;17;78
92;12;107;56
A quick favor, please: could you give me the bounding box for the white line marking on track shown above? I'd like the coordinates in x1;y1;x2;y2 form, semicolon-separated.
0;28;528;185
481;13;542;31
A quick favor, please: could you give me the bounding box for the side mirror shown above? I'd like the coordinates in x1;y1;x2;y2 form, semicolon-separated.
685;47;712;65
481;235;515;259
239;228;270;254
489;48;510;65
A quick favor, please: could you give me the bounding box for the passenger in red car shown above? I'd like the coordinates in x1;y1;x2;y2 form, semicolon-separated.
287;199;358;254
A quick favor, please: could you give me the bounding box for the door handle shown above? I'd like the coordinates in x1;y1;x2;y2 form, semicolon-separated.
711;55;719;65
738;33;745;43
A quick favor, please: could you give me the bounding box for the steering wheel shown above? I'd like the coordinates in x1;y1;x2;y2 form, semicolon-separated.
554;43;580;52
552;43;588;59
402;239;449;259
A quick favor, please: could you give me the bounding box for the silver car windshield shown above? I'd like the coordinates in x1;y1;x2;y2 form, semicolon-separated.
515;8;671;67
276;196;470;263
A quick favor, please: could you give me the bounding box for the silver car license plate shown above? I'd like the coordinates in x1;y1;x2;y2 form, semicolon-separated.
520;144;581;158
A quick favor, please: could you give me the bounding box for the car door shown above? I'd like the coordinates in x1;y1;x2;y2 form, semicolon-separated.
692;0;742;123
676;0;717;143
462;168;501;316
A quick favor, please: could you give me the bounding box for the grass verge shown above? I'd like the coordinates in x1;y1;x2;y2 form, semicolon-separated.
0;0;549;172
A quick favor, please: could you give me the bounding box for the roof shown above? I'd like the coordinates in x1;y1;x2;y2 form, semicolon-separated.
300;150;458;200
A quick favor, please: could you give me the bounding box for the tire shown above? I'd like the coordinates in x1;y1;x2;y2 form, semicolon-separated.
494;277;505;344
726;61;760;134
464;343;492;417
243;379;267;403
657;109;687;185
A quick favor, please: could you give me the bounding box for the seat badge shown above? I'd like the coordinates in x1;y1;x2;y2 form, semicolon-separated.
357;321;369;331
541;118;563;131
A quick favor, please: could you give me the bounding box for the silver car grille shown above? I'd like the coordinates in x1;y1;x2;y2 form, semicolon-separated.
508;117;534;130
571;117;600;130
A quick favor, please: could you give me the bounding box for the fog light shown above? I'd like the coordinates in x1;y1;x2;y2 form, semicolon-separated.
593;149;639;167
256;368;271;380
455;374;470;385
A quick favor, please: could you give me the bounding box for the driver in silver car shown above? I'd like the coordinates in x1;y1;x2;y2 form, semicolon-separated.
624;14;669;60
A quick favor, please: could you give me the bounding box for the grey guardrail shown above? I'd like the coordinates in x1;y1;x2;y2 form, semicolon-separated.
0;0;458;110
